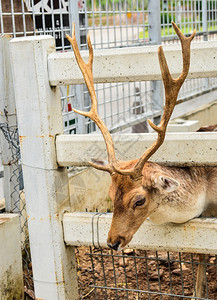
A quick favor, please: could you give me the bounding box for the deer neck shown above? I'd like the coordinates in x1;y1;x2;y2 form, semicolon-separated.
149;191;207;224
143;164;210;224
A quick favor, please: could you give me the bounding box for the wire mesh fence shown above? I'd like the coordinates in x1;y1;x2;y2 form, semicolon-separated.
1;1;217;135
0;109;33;291
76;246;217;299
68;0;217;134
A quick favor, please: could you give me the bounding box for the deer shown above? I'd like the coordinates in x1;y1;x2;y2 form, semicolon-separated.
197;123;217;132
66;22;217;299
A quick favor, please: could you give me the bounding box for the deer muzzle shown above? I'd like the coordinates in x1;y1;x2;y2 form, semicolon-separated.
107;240;121;251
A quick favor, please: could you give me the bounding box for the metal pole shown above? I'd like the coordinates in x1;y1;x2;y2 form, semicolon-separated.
10;35;79;300
148;0;163;125
202;0;208;42
69;0;86;134
202;0;209;90
0;36;20;213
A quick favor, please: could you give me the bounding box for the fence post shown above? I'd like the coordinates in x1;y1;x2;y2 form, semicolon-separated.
202;0;209;90
69;0;86;134
10;36;79;299
0;36;21;213
202;0;208;42
148;0;163;125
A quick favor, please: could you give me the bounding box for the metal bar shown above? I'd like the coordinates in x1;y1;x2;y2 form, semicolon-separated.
85;284;210;299
63;212;217;255
58;0;64;50
202;0;209;91
20;0;26;37
89;246;98;299
10;0;16;36
148;0;161;44
144;250;151;300
68;0;86;134
0;0;4;34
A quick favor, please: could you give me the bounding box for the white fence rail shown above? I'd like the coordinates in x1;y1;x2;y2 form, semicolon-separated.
48;41;217;85
63;212;217;255
56;132;217;167
9;35;217;300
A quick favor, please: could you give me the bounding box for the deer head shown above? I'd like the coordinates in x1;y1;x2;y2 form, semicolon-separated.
66;22;196;251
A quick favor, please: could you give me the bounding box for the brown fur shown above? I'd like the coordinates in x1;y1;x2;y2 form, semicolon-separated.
197;124;217;132
107;161;217;248
107;160;217;299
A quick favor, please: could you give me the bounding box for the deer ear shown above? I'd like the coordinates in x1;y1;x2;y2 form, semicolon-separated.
91;158;108;166
155;175;180;193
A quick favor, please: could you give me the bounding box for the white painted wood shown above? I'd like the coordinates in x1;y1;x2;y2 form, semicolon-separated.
56;132;217;166
0;36;20;213
63;212;217;255
10;35;79;300
167;119;199;132
48;41;217;85
0;214;24;299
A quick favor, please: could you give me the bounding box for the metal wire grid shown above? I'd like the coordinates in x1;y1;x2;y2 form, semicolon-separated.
0;0;77;134
81;1;149;49
61;81;153;134
207;0;217;31
84;81;153;133
1;1;217;134
160;0;217;108
161;0;202;35
75;0;217;134
0;0;71;50
76;246;217;299
77;1;154;133
0;110;32;290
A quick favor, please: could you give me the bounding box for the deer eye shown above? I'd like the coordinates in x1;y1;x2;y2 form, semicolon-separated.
134;197;146;208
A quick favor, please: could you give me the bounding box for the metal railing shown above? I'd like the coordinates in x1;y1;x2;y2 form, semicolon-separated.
1;1;217;135
71;0;217;134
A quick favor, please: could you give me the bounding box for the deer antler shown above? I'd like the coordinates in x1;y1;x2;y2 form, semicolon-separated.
66;22;196;180
66;24;118;174
113;22;196;179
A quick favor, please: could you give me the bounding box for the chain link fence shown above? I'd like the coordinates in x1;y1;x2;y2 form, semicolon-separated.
0;109;32;293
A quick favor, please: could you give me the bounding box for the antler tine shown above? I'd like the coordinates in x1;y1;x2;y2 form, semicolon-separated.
66;23;118;174
113;22;196;180
149;22;196;132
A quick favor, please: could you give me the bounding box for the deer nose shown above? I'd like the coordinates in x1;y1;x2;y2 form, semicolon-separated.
107;240;121;251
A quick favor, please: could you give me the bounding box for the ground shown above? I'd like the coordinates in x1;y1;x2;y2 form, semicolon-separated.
22;247;217;300
76;247;217;300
